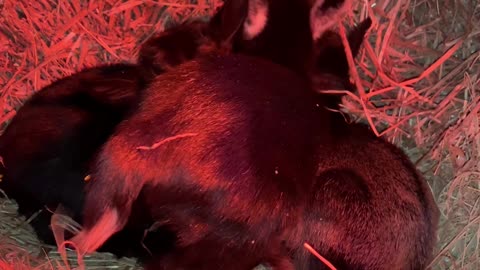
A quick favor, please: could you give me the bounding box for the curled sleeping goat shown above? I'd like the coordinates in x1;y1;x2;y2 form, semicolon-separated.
72;0;439;269
0;1;248;259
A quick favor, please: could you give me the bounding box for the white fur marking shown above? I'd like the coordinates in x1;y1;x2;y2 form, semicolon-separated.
311;0;352;40
243;0;269;40
71;208;121;254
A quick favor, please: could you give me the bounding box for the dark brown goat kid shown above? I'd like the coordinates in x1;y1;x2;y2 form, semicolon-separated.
0;0;248;259
72;0;439;270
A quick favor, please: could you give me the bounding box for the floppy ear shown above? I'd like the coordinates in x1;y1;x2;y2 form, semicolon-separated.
310;0;352;40
242;0;269;40
208;0;270;43
207;0;249;43
347;17;372;58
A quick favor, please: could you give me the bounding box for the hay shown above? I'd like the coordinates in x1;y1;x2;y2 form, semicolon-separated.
339;1;480;269
0;0;478;269
0;191;141;269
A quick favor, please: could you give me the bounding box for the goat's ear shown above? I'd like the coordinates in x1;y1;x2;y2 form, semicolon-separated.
242;0;269;40
310;0;352;40
347;17;372;58
208;0;249;42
